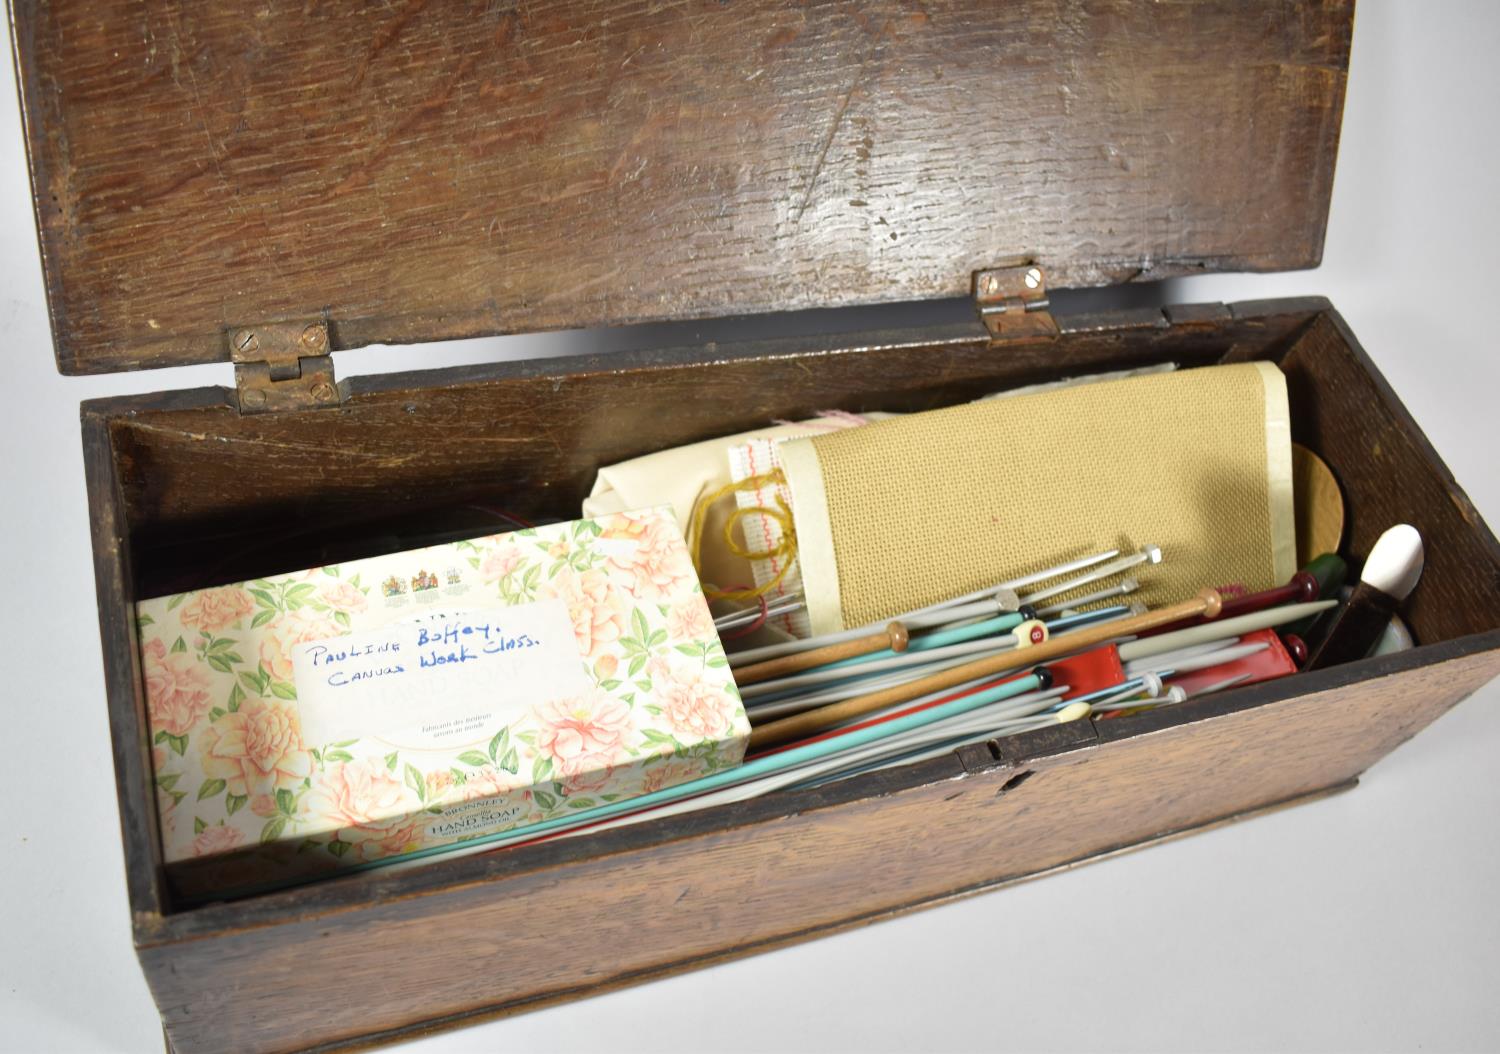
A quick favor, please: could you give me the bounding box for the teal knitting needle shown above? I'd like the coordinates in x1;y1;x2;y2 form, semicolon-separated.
335;668;1053;876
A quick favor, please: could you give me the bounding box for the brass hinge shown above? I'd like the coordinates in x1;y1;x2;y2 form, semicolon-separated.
973;263;1059;341
229;320;343;414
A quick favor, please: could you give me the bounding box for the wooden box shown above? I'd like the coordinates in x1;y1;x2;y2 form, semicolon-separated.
10;1;1500;1051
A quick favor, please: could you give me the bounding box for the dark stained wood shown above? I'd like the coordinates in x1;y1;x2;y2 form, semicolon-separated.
102;302;1324;598
136;643;1500;1054
12;0;1352;375
1279;312;1500;646
82;411;167;922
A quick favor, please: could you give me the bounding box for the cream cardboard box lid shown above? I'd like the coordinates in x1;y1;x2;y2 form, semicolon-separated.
137;508;748;896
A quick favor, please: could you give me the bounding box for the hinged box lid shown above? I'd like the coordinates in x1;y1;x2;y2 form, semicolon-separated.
11;0;1351;376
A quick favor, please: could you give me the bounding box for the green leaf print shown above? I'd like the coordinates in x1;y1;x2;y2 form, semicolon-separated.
260;817;288;844
488;727;509;763
457;750;491;768
275;788;296;816
225;793;248;816
197;779;226;802
404;763;426;803
499;746;519;774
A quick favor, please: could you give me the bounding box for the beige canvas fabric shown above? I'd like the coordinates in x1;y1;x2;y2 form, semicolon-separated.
783;362;1294;634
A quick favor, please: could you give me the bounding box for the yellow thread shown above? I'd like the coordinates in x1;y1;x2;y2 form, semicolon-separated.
688;469;800;602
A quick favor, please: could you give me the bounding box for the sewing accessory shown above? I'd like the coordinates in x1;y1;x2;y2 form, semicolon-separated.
724;546;1124;669
733;621;911;686
1116;599;1334;664
1018;546;1161;605
749;589;1225;751
1033;577;1139;617
1306;524;1424;670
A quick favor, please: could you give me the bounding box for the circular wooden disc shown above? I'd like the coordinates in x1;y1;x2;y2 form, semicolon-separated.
1292;443;1345;565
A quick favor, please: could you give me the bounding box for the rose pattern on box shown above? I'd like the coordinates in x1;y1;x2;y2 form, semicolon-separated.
138;509;747;889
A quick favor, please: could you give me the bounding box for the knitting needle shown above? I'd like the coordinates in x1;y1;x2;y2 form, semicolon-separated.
750;589;1225;751
734;622;912;686
1018;546;1161;605
1128;641;1270;681
1121;638;1236;676
713;594;805;631
738;633;1022;698
743;605;1134;707
724;593;1015;668
725;548;1122;668
898;549;1122;623
571;686;1076;838
809;700;1094;787
1115;600;1333;664
744;604;1138;718
744;655;1001;719
1095;671;1252;720
1033;578;1139;617
1144;571;1319;637
460;668;1058;855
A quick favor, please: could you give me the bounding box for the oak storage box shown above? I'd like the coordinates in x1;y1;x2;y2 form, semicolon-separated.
11;1;1500;1051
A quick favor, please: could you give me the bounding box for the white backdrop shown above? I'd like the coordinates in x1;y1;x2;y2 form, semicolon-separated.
2;3;1497;1051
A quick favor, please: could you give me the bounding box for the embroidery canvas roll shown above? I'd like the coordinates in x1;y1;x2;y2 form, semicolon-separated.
779;362;1295;635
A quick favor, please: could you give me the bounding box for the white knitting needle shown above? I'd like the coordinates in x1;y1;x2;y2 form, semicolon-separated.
1033;577;1139;617
1019;546;1160;605
726;549;1120;668
1122;638;1235;677
1116;600;1334;662
714;592;805;630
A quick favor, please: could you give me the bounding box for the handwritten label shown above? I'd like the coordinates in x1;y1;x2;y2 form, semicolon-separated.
291;600;588;749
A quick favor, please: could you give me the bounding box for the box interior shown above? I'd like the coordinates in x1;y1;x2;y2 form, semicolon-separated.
88;301;1500;925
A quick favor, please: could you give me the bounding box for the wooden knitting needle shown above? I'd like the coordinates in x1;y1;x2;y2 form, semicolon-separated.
749;589;1223;750
733;622;911;686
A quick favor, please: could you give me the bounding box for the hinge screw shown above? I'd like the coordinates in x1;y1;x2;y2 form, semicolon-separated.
984;275;1000;295
241;388;267;409
1024;267;1042;289
233;329;260;354
311;381;338;403
300;324;328;352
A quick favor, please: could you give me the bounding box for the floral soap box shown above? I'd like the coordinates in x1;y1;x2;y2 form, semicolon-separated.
138;508;748;898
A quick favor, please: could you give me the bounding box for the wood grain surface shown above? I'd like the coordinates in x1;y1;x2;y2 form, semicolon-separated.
100;303;1322;599
12;0;1351;374
137;644;1500;1054
72;299;1500;1052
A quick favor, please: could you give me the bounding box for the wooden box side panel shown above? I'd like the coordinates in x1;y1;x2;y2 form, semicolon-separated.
12;0;1351;374
141;646;1500;1054
105;307;1318;598
1280;313;1500;643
